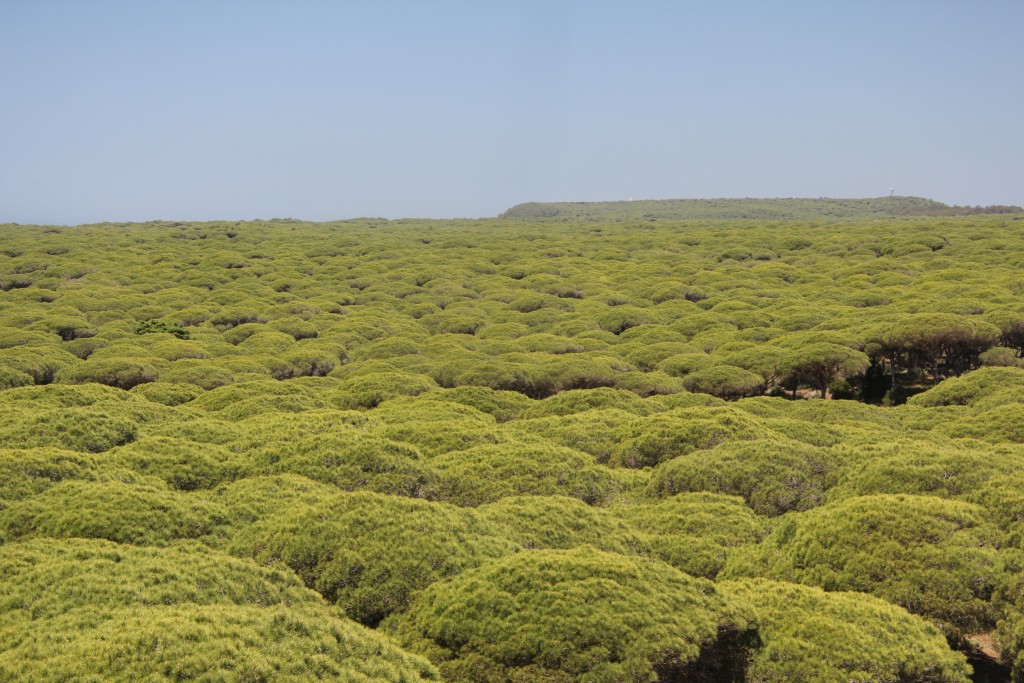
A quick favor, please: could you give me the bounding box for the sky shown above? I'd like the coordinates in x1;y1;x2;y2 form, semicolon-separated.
1;0;1022;224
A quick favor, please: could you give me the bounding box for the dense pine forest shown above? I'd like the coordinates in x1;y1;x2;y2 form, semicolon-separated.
4;202;1024;681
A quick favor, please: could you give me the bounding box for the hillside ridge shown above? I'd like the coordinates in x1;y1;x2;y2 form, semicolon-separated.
500;196;1024;221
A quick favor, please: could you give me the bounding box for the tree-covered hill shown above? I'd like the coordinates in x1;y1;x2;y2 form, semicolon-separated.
4;213;1024;680
500;196;1023;221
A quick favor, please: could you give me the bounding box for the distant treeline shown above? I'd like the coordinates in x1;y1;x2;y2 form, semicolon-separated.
501;196;1023;221
899;204;1024;217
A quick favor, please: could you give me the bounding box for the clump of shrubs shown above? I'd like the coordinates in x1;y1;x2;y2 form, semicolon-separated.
385;547;757;683
134;319;190;339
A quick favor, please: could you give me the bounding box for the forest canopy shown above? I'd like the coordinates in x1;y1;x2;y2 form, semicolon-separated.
2;208;1024;680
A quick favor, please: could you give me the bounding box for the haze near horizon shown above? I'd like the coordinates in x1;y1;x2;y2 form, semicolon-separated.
1;0;1022;225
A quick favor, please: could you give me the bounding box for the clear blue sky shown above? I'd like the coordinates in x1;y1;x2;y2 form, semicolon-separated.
2;0;1022;224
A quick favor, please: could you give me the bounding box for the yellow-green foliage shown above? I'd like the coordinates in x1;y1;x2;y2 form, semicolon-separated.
518;387;655;418
0;366;33;390
609;406;764;468
158;358;237;389
477;495;645;554
227;408;381;453
681;364;766;399
420;385;534;422
369;394;494;426
658;351;715;377
618;493;765;578
938;403;1024;443
213;474;346;525
129;380;204;405
0;447;144;510
827;438;1024;503
430;442;620;506
740;395;903;435
894;403;972;432
57;357;159;389
107;436;250;490
724;494;1004;636
0;383;185;445
147;414;243;445
333;371;440;409
0;538;322;614
647;438;840;515
0;538;438;681
228;491;517;626
0;345;78;384
5;215;1024;676
0;379;131;407
980;345;1024;369
507;408;638;463
0;479;228;546
384;547;756;683
253;428;439;498
0;605;439;682
0;404;138;452
994;550;1024;681
380;418;524;458
190;378;332;417
720;578;971;682
909;366;1024;408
